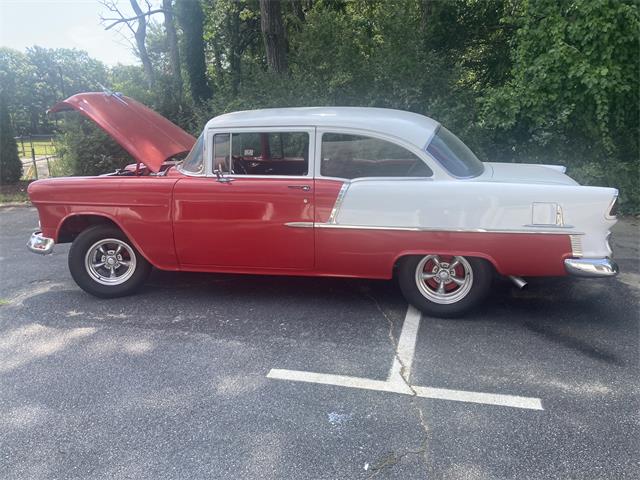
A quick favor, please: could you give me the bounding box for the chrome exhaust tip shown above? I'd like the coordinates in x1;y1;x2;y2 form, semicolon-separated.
509;276;527;289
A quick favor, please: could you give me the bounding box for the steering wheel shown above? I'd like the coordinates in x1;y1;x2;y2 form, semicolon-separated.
231;157;248;174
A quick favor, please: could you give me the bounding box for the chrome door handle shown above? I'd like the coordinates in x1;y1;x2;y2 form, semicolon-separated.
287;185;311;191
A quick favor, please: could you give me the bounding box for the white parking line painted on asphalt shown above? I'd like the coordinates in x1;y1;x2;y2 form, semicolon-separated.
267;306;544;411
412;386;543;410
267;369;412;395
388;305;421;384
268;368;543;410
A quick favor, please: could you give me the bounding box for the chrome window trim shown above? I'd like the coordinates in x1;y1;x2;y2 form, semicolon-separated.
206;126;315;179
176;163;206;177
177;133;206;177
224;174;312;181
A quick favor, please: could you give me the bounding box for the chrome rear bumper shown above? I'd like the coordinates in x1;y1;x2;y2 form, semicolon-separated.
27;231;54;255
564;258;618;277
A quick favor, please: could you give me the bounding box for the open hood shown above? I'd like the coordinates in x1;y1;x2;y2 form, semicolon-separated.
50;92;196;173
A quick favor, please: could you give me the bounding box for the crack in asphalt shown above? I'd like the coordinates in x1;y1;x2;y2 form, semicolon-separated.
363;291;430;477
367;442;429;478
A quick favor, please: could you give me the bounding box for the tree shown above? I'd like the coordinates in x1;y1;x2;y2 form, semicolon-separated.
162;0;182;98
0;47;107;135
100;0;158;88
260;0;288;74
0;92;23;184
481;0;639;157
177;0;212;103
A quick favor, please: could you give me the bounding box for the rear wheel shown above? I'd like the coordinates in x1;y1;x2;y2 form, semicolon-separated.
397;254;492;318
68;225;151;298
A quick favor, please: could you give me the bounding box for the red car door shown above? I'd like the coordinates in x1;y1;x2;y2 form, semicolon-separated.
172;129;315;270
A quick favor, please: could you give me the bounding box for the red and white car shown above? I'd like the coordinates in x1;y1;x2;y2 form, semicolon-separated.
27;92;619;317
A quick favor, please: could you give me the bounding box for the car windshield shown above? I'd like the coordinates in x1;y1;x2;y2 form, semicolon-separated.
426;126;484;178
180;133;204;174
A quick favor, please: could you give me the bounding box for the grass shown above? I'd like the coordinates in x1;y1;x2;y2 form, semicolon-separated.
0;192;29;203
0;180;31;204
0;299;9;306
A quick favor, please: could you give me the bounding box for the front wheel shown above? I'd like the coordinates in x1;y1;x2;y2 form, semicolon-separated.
397;255;493;318
68;225;151;298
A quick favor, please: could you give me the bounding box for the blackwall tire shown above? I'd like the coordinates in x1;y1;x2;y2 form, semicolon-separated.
397;255;493;318
68;225;151;298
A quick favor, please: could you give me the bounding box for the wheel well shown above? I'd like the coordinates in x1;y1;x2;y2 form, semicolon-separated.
57;215;121;244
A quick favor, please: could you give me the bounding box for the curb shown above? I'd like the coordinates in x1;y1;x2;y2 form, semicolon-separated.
0;202;32;208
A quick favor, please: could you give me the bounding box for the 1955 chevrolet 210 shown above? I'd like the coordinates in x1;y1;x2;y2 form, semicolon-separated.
27;92;619;317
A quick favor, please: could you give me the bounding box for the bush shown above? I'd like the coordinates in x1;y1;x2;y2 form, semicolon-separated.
0;92;22;184
54;116;133;176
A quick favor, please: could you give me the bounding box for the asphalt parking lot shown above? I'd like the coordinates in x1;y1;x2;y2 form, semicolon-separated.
1;206;638;479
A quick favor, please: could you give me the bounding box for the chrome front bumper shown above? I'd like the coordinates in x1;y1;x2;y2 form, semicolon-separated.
564;258;618;277
27;231;55;255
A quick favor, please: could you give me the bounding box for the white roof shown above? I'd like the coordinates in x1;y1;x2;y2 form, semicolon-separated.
205;107;440;149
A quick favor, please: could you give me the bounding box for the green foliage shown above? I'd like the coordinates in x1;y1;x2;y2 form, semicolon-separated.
0;47;107;134
2;0;639;212
481;3;639;148
54;117;133;176
0;92;22;184
478;0;639;212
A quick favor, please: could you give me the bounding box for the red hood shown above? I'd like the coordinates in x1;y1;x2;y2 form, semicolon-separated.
50;92;196;173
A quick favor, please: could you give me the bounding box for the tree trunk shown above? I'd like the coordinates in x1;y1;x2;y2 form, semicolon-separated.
176;0;212;103
420;0;433;35
163;0;182;99
259;0;288;74
291;0;305;23
129;0;154;88
228;2;241;96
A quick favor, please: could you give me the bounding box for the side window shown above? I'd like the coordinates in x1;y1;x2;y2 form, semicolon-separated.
213;133;231;172
231;132;309;176
321;133;432;179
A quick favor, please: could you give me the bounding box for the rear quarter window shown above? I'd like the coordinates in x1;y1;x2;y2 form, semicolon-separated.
320;133;432;179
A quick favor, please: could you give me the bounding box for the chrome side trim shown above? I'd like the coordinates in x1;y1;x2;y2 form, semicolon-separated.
524;224;575;229
564;258;618;277
570;235;583;257
327;182;349;224
606;232;613;257
285;222;314;228
313;223;584;235
27;231;55;255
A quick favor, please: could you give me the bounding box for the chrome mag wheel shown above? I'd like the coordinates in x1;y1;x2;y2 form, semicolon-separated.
84;238;137;286
414;255;474;305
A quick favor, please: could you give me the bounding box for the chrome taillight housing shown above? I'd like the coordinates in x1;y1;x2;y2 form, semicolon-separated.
606;195;618;219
